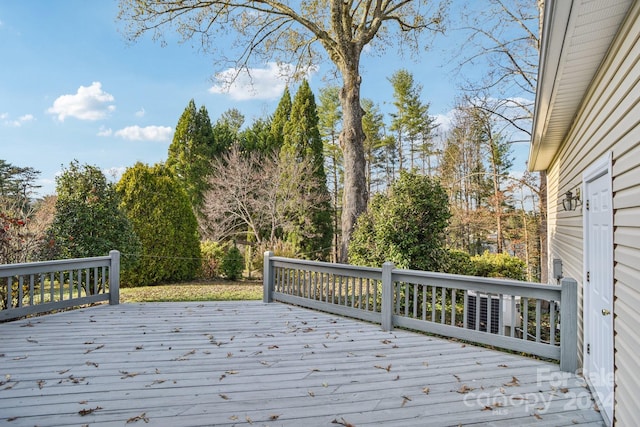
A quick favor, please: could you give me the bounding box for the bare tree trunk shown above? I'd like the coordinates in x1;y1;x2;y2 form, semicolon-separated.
538;170;548;283
339;66;368;263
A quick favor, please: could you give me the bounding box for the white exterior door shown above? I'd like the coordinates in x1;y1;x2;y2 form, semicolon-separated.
583;155;614;424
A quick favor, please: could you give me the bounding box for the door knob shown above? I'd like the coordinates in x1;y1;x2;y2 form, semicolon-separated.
602;309;611;316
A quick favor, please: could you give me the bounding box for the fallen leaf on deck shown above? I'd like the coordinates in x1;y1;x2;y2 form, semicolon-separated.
145;379;166;387
245;415;253;424
457;385;475;394
269;414;280;420
126;412;149;423
497;364;508;368
37;380;46;389
26;337;38;343
219;374;226;381
482;406;493;411
331;417;355;427
6;416;18;422
453;374;461;382
225;370;239;375
422;361;429;367
374;364;392;372
79;400;88;404
560;387;569;393
171;328;181;333
308;390;315;397
135;345;143;350
173;349;196;361
219;393;230;400
504;376;520;387
375;354;386;358
393;375;400;381
268;345;279;350
422;387;430;394
401;395;412;407
227;352;233;358
86;361;99;368
120;370;140;379
85;344;104;354
533;413;542;420
12;355;27;360
229;415;238;421
79;406;102;416
381;339;392;344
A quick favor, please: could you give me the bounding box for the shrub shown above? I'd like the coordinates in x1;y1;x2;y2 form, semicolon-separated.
221;243;244;280
443;250;474;275
200;240;225;279
470;251;527;281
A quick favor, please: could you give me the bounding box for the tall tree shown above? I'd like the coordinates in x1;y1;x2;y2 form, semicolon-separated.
270;87;292;150
45;161;140;268
453;0;545;281
281;80;332;259
117;163;201;286
118;0;447;262
167;100;217;214
361;98;386;194
317;85;343;262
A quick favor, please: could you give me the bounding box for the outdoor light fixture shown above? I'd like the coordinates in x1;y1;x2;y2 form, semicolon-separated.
562;189;581;211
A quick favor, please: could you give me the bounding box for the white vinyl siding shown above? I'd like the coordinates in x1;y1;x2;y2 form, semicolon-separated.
545;3;640;425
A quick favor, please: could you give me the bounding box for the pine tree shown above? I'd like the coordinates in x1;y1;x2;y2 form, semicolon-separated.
280;80;333;259
117;163;201;286
270;87;291;150
167;100;217;214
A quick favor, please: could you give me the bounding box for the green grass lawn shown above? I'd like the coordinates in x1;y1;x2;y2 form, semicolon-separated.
119;280;263;303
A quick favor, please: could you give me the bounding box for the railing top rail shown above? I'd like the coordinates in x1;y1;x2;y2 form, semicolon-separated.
392;268;562;297
0;255;112;277
270;256;382;275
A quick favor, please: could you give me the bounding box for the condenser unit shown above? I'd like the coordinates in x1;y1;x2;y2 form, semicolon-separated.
466;291;521;336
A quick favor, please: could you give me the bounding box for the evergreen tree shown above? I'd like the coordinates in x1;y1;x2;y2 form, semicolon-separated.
270;87;291;149
280;80;333;259
45;161;140;267
167;100;217;214
348;170;451;272
117;163;201;286
318;85;343;262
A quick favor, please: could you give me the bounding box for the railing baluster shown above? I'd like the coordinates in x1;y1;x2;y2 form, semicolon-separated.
451;289;456;326
535;299;542;342
550;301;556;346
440;287;446;325
29;274;35;305
487;293;492;333
431;285;436;322
18;276;24;307
522;297;529;340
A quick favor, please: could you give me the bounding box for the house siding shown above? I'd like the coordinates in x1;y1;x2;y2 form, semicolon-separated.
545;3;640;425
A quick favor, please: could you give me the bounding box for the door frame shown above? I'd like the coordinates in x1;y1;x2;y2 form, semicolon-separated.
582;151;614;424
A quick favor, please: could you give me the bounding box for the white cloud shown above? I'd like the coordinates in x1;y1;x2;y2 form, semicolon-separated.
432;111;456;135
135;108;145;118
97;126;113;137
47;82;115;121
209;62;316;101
114;125;172;142
104;166;127;181
2;113;35;127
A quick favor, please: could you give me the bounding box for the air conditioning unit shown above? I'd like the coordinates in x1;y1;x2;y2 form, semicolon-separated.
466;291;521;336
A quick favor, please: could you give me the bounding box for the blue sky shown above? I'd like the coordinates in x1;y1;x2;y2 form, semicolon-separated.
0;1;532;197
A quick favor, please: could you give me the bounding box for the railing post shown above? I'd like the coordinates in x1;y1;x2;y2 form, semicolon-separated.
263;251;274;303
381;261;394;331
560;277;578;372
109;250;120;306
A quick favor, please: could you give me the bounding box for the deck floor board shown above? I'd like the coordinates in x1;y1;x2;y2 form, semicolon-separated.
0;301;603;426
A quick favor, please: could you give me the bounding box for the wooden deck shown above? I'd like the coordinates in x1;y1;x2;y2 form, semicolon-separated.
0;302;604;426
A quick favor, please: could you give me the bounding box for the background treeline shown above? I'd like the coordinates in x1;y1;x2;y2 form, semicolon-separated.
0;71;541;285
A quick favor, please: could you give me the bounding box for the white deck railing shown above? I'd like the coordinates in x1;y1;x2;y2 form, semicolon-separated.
0;250;120;321
263;252;578;372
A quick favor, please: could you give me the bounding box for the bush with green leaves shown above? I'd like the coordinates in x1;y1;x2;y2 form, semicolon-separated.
221;243;244;280
117;163;201;286
470;251;527;281
200;240;225;279
45;161;140;265
348;170;451;271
